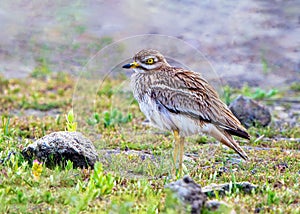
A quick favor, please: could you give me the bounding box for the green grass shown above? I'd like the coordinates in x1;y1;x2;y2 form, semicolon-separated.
0;74;299;213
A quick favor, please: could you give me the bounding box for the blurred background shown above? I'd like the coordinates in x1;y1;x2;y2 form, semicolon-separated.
0;0;299;88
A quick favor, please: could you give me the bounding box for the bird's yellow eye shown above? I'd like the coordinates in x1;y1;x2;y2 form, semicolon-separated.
146;58;154;64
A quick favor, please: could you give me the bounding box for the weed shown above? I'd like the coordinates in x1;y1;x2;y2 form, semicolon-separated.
65;160;74;171
265;185;280;205
97;81;115;98
30;58;52;79
31;159;43;181
240;84;278;100
56;72;69;83
261;57;269;74
73;162;115;212
88;109;132;128
87;112;101;125
91;162;115;195
65;109;77;132
195;136;209;144
103;109;132;128
1;115;11;137
290;82;300;91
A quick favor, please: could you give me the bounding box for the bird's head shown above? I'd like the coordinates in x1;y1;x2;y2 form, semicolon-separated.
122;49;170;72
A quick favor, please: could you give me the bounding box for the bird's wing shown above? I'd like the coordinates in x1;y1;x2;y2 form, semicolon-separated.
149;69;250;139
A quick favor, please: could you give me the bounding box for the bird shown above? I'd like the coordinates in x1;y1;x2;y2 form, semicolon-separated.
122;49;250;176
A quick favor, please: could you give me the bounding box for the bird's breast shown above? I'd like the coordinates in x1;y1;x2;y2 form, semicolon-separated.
130;73;154;101
130;72;205;136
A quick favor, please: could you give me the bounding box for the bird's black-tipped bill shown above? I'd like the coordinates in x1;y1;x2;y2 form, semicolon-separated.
122;63;132;69
122;61;139;69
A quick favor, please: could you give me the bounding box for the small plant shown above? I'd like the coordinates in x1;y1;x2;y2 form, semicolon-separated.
87;112;101;126
97;81;115;98
103;109;132;128
266;188;279;205
1;115;11;137
240;85;278;100
87;109;132;128
290;82;300;91
30;58;52;78
261;57;269;74
251;88;278;100
32;159;43;181
65;160;74;171
0;75;9;92
56;72;69;83
91;162;115;195
65;109;77;132
196;136;209;144
73;162;115;212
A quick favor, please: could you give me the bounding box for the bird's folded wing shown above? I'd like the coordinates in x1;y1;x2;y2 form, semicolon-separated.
149;70;250;139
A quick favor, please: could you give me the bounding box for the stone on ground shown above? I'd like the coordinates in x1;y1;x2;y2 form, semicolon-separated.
229;95;271;128
165;176;257;213
202;181;258;197
165;175;207;214
22;131;99;168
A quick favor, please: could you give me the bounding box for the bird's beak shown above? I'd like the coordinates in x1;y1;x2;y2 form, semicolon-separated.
122;61;139;69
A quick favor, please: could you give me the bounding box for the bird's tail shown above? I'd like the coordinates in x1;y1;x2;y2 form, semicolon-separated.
208;125;249;160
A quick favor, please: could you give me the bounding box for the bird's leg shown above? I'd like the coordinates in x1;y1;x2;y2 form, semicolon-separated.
179;136;185;176
173;130;180;176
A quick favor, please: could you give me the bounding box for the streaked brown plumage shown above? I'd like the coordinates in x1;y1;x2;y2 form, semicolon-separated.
123;49;250;175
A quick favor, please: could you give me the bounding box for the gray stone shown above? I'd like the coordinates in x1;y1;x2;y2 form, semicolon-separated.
202;181;257;197
22;131;99;168
229;95;271;128
166;176;255;213
165;176;207;214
